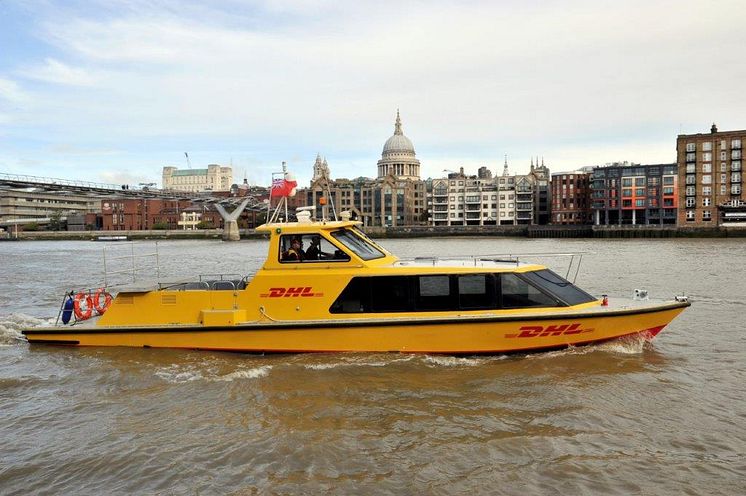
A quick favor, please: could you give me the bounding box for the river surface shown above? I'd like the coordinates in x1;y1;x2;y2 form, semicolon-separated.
0;237;744;495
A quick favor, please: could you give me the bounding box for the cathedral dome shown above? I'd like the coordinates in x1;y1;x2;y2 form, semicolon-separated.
377;110;421;180
383;134;415;155
382;110;416;156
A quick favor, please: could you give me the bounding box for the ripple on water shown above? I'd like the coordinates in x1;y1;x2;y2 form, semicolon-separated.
154;363;272;383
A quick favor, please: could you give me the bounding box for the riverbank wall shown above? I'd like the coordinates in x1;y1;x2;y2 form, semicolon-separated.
2;225;745;241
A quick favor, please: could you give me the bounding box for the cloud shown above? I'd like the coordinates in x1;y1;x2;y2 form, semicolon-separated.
1;0;745;183
19;58;98;86
0;77;29;103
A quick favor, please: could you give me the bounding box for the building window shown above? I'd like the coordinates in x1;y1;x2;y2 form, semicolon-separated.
733;150;742;159
702;152;712;162
702;186;711;196
663;176;674;185
702;163;712;173
721;162;728;172
721;185;727;195
702;142;712;151
685;198;696;207
702;210;711;221
685;175;696;185
686;210;695;221
720;140;727;149
732;172;742;183
622;189;632;197
702;197;711;207
622;178;633;187
733;139;742;149
635;199;645;207
721;151;727;160
702;175;712;184
733;161;742;171
686;143;696;152
635;188;645;196
664;186;675;195
732;184;742;195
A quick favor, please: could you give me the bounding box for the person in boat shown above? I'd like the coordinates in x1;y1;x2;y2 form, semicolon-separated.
282;237;305;261
305;235;325;260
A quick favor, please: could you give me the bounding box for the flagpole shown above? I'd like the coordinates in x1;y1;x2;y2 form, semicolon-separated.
282;161;288;221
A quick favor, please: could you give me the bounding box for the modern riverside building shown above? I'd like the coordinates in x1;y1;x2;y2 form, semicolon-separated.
550;170;593;225
591;163;678;225
305;112;427;227
430;168;502;226
0;187;101;228
429;158;550;227
162;164;233;192
677;124;744;226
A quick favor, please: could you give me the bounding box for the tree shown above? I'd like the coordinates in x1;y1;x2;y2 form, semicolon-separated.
49;211;63;231
152;221;170;230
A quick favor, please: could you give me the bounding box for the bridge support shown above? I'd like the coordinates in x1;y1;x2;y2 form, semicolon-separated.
214;198;251;241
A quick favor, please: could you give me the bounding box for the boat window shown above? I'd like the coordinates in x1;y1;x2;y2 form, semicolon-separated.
520;269;596;306
370;276;411;312
458;274;495;310
330;276;412;313
279;234;351;263
416;275;454;310
332;274;503;314
500;273;559;308
330;229;386;261
330;277;369;313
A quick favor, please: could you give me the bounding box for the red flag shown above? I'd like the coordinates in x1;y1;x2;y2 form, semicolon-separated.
271;174;297;197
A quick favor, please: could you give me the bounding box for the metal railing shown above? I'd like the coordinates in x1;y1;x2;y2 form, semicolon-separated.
406;252;587;283
102;242;160;287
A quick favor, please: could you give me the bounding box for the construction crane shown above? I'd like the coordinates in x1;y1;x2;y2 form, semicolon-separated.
184;152;192;169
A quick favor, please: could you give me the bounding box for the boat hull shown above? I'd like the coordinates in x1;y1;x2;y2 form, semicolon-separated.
23;301;688;354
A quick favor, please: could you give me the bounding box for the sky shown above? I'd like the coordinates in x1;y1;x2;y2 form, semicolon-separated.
1;0;745;188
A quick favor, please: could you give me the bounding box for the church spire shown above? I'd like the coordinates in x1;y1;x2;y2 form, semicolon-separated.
503;155;509;176
394;108;403;135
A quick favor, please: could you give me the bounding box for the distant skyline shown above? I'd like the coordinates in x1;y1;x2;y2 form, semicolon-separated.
1;0;745;188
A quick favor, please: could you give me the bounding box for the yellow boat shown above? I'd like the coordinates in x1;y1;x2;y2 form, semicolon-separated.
23;218;690;354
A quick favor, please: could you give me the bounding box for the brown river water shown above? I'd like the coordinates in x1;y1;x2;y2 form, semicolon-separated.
0;237;744;495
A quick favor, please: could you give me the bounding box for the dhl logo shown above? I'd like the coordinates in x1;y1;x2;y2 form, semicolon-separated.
259;287;324;298
505;323;594;338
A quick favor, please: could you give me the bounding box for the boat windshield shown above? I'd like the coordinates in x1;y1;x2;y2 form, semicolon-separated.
331;228;386;261
520;269;596;306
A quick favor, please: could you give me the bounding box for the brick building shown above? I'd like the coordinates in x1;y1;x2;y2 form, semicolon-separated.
677;124;744;226
550;170;592;225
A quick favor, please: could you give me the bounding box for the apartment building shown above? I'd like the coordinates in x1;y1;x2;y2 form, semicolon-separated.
591;163;678;225
551;170;592;225
677;124;744;226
